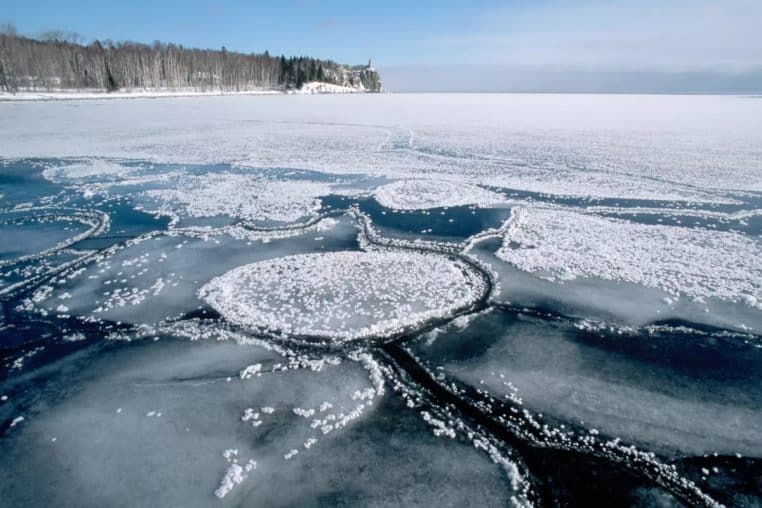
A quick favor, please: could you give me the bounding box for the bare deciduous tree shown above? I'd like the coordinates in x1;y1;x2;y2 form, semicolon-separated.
0;33;382;93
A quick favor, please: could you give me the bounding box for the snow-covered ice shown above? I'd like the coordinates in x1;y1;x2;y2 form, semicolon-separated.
496;206;762;309
2;93;761;507
3;94;760;200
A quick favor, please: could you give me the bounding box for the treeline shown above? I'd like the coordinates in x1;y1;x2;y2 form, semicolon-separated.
0;32;381;93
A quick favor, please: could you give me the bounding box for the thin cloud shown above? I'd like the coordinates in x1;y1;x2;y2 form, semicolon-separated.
313;18;341;31
421;0;762;72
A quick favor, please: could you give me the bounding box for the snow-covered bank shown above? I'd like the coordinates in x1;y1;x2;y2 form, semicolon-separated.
0;82;376;101
0;88;282;101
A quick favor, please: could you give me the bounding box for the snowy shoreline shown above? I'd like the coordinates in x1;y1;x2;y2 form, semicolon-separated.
0;81;375;101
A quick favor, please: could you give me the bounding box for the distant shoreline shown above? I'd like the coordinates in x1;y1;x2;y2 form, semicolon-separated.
2;90;757;102
0;82;379;102
0;89;282;102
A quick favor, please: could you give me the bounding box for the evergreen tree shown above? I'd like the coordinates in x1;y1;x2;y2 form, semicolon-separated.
279;55;287;83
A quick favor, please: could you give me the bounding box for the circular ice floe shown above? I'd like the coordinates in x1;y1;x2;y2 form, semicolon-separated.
374;179;506;210
200;251;485;341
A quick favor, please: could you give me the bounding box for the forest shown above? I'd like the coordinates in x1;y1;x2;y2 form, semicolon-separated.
0;30;381;93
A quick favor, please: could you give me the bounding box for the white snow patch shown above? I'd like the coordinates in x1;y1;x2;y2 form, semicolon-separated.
293;408;316;418
214;449;256;499
240;364;263;379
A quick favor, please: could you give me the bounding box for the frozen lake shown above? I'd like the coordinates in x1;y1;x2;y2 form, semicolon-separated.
1;94;761;507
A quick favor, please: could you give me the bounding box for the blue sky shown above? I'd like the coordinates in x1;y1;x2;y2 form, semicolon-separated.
3;0;761;92
3;0;495;65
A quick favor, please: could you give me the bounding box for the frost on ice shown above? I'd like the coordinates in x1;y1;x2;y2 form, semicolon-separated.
200;251;484;341
374;179;507;210
142;172;331;224
497;207;762;309
42;159;137;184
41;159;337;225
